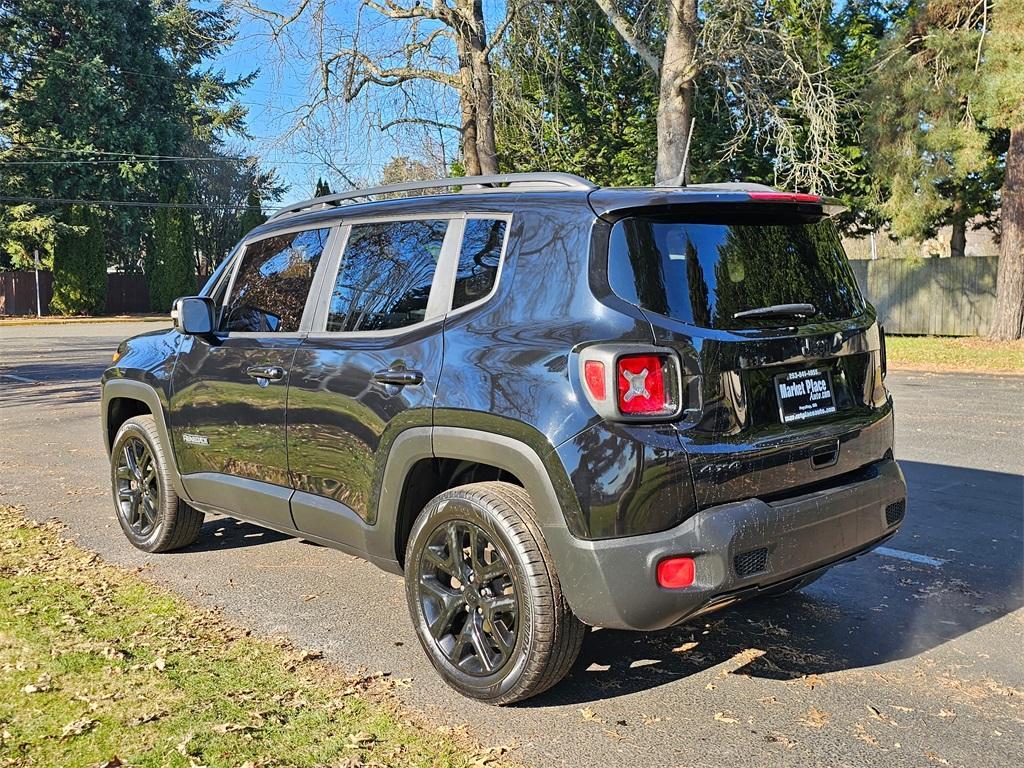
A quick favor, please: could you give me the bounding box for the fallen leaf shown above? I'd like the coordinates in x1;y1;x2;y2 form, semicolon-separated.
603;728;626;741
299;649;323;662
714;712;739;724
211;723;256;735
937;708;957;719
924;751;950;765
579;707;602;723
346;731;376;748
93;758;123;768
61;718;98;739
151;657;166;672
671;641;699;654
799;708;830;729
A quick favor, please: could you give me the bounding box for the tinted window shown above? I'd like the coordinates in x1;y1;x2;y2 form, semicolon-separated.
222;228;329;333
452;218;506;309
326;220;447;332
608;213;863;330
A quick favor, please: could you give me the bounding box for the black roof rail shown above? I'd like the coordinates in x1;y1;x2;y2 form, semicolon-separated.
269;172;597;222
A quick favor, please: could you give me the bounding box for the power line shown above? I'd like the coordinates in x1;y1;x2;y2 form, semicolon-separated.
0;144;387;168
0;195;275;211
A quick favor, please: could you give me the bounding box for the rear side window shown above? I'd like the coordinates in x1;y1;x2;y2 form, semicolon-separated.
222;228;329;333
326;219;447;332
608;212;864;330
452;218;507;309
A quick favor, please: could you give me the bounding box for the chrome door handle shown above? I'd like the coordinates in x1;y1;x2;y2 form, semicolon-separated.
372;368;424;386
245;365;286;382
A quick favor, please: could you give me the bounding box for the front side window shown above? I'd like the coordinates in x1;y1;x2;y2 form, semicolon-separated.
326;219;447;332
222;228;330;333
452;218;507;309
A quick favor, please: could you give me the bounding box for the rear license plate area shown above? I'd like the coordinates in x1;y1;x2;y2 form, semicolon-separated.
775;368;837;424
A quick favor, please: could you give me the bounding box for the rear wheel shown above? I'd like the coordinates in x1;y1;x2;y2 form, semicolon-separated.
110;416;204;553
404;481;585;705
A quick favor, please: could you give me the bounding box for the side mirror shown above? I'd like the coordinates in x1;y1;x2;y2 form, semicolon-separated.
172;296;216;335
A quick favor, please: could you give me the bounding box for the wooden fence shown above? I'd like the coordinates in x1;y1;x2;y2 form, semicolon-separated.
0;271;152;316
849;256;999;336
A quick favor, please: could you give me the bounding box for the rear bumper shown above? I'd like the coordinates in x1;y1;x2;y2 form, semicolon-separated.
544;457;906;631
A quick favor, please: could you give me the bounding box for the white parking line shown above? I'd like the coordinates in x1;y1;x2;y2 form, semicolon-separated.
0;373;39;384
874;546;947;567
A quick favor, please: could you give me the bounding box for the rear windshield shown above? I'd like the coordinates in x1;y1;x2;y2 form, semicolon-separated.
607;210;864;330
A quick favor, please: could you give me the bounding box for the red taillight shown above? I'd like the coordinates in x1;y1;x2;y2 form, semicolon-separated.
657;557;695;589
583;360;607;401
747;191;821;204
617;354;669;415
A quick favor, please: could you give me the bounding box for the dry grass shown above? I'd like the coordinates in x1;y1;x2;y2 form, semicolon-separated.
0;505;509;768
886;336;1024;374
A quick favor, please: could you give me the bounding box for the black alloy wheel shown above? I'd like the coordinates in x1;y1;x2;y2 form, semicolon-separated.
114;436;160;538
417;519;519;676
405;482;585;704
109;415;204;553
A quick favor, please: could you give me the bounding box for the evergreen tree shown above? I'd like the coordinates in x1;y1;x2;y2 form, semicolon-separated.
977;0;1024;339
314;177;333;197
50;207;106;316
147;184;196;312
238;188;266;234
864;0;1003;257
0;0;184;268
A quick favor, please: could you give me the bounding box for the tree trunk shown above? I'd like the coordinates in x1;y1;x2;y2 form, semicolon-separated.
655;0;699;184
462;0;498;176
989;124;1024;340
456;36;482;176
950;217;967;258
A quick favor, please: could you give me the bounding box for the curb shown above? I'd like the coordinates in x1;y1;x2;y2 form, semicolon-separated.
0;316;167;327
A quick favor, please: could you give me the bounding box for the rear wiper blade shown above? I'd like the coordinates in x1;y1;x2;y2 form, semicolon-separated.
733;303;817;320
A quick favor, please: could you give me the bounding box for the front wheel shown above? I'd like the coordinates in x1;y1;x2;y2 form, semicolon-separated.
404;482;585;705
110;415;204;553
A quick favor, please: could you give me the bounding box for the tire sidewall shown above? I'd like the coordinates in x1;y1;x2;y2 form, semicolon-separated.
110;419;171;552
405;493;537;702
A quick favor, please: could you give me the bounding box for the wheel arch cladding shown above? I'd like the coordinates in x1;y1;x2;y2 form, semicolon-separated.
101;379;190;501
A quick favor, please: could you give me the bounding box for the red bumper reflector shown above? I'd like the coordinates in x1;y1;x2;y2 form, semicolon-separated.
583;359;607;401
657;557;695;589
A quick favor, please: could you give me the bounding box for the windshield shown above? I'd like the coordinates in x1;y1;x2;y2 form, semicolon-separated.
607;210;864;330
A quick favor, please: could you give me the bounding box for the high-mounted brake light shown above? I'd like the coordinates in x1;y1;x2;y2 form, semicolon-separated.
617;354;673;415
583;360;607;401
747;191;821;204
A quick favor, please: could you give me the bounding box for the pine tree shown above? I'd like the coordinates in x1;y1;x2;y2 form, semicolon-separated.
314;177;333;197
238;188;266;234
50;207;106;316
147;185;196;312
864;1;1002;257
978;0;1024;339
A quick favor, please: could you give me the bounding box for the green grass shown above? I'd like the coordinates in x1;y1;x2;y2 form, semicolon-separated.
886;336;1024;374
0;506;508;768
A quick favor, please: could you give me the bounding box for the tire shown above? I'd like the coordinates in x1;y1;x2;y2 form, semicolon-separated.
110;415;204;553
404;481;585;705
759;570;827;599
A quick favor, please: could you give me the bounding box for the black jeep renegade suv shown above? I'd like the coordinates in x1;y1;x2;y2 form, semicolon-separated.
101;172;906;704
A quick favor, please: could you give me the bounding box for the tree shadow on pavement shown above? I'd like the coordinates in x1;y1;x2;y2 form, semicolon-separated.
527;460;1023;707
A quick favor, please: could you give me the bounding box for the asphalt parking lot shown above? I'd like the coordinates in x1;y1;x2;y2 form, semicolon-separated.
1;321;1022;768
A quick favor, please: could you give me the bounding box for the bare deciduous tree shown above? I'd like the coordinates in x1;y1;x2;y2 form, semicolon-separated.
236;1;516;176
593;0;848;191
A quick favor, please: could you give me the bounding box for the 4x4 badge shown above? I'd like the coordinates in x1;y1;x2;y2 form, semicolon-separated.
621;368;650;402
